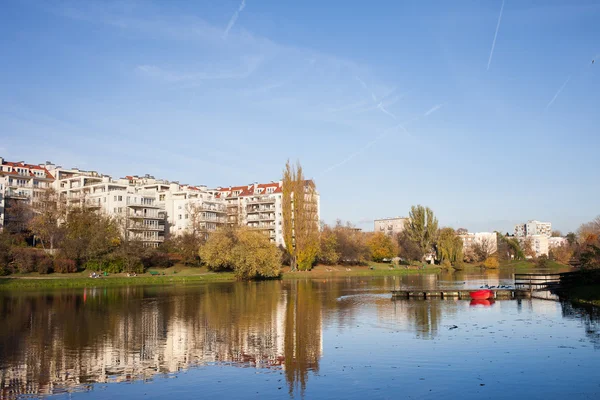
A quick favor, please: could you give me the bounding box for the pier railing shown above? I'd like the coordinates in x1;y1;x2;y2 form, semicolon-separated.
514;273;562;291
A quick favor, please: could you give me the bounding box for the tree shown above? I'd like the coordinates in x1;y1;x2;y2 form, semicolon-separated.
29;188;64;252
483;256;499;268
549;244;573;265
578;216;600;244
231;229;281;280
397;230;424;262
566;232;577;246
456;228;468;235
551;230;562;237
282;160;319;271
333;221;370;265
367;232;396;262
472;236;496;262
497;233;525;261
61;206;120;267
404;205;438;261
435;227;463;265
318;223;339;265
522;237;536;259
199;227;281;279
175;232;204;266
199;228;237;271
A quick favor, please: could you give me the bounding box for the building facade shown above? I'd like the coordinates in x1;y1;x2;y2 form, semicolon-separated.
458;232;498;257
374;217;408;237
0;158;55;231
514;220;552;237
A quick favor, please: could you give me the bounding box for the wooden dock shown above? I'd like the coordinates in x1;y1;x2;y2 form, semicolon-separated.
391;289;531;299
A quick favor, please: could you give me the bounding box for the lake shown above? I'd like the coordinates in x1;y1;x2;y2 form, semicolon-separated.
1;269;599;399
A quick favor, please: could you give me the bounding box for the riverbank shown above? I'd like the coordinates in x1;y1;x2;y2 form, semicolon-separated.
565;285;600;307
0;261;570;291
0;263;440;290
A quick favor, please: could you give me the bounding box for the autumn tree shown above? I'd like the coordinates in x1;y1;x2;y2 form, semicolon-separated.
551;230;562;237
282;160;319;271
435;227;463;265
549;244;574;265
61;206;120;267
472;236;496;262
522;237;537;259
367;232;397;262
333;221;370;265
318;223;339;265
29;188;65;252
404;205;438;261
199;227;281;279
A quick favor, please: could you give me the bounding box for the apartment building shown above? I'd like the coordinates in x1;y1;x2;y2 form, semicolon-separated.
548;236;568;248
214;182;284;246
0;157;55;231
48;167;166;247
458;232;498;256
514;220;552;237
374;217;408;237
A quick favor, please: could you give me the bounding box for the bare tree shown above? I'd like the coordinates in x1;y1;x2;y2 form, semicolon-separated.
472;236;496;262
29;188;65;252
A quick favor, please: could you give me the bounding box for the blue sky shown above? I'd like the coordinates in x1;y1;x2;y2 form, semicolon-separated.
1;0;599;233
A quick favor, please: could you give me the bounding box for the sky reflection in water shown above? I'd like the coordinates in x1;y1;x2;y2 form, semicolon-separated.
0;273;599;399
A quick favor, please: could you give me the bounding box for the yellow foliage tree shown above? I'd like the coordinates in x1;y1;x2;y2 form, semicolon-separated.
483;256;499;269
366;232;397;262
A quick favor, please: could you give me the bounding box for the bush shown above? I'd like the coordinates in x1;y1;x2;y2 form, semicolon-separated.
453;259;465;269
440;259;452;269
53;258;77;273
36;256;54;274
11;248;39;273
143;251;172;269
483;256;499;269
536;254;549;268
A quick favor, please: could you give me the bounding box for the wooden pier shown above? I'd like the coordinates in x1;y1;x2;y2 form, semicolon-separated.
391;289;531;299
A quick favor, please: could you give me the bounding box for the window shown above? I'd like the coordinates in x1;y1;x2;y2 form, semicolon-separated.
185;214;188;219
118;196;123;202
114;195;117;201
178;214;182;220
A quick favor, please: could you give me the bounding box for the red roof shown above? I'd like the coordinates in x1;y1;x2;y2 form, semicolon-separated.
1;160;54;180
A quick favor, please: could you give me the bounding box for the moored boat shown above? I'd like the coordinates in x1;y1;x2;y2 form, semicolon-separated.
469;289;493;300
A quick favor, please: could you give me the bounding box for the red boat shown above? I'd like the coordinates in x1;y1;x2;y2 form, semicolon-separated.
469;289;493;300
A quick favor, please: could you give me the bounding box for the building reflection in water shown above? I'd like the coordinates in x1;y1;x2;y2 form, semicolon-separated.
0;281;324;398
0;275;597;398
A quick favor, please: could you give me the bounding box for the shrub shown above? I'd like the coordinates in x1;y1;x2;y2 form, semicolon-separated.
53;258;77;273
536;254;549;268
11;248;38;273
483;256;499;269
440;259;452;269
36;256;54;274
453;259;465;269
143;251;172;268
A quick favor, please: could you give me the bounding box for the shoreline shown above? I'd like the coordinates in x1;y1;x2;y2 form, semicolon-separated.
0;265;440;291
0;261;571;291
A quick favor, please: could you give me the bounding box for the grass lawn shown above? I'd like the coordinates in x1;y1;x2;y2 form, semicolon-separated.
0;262;440;290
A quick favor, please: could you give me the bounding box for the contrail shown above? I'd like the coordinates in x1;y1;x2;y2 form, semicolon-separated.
320;101;441;176
546;75;571;109
223;0;246;39
377;103;397;120
487;0;505;71
355;76;399;119
423;103;443;116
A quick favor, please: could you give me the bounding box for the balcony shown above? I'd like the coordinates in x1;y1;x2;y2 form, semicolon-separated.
128;212;162;220
246;196;277;205
128;223;165;231
5;190;30;199
128;202;159;209
199;216;226;223
247;206;276;213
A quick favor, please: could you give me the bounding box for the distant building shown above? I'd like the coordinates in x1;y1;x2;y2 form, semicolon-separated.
458;232;498;257
0;157;55;231
548;237;568;248
374;217;408;237
526;235;549;257
514;220;552;238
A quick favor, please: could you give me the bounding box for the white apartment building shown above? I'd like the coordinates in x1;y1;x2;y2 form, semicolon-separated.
0;157;55;231
548;237;568;248
214;182;285;246
49;167;166;247
374;217;408;237
514;220;552;237
458;232;498;256
525;235;549;257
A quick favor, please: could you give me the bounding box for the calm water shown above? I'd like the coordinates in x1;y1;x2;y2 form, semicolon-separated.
1;269;599;399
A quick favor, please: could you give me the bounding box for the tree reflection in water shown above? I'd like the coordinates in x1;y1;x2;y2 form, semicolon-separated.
0;277;598;398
